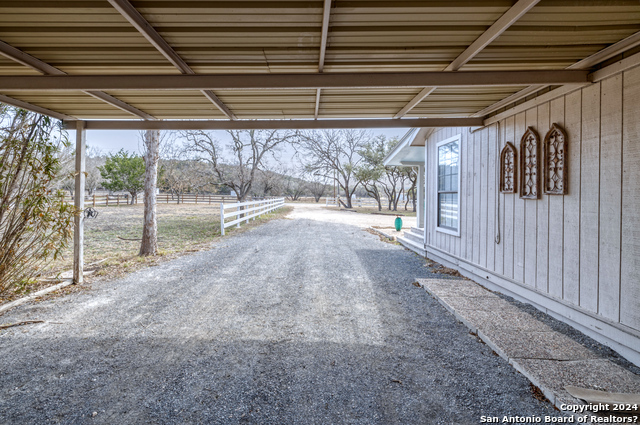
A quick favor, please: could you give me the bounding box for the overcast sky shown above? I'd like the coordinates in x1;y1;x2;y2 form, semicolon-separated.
82;128;412;157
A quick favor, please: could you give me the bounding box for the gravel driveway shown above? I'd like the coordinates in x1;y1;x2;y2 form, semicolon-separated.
0;206;563;424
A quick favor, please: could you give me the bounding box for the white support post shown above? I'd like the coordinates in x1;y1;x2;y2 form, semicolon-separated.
73;121;86;284
220;202;225;236
417;165;425;229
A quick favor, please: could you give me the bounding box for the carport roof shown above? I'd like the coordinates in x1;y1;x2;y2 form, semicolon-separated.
0;0;639;129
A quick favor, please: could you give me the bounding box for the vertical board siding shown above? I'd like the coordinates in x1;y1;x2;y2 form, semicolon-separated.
466;127;474;260
579;83;601;313
454;127;463;257
514;112;526;282
487;123;497;271
480;128;489;268
457;128;465;253
494;121;506;276
599;74;623;322
563;90;582;306
422;69;638;334
548;97;566;299
621;66;640;330
503;115;516;279
537;102;550;293
473;129;482;265
524;108;538;287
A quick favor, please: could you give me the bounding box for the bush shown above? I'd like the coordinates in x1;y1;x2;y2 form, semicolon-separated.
0;109;76;296
99;150;145;204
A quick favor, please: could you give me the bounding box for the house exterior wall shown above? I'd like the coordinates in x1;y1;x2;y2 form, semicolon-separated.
423;65;640;365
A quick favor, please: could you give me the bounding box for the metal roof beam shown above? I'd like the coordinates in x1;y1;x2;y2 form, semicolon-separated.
61;117;484;131
444;0;541;72
0;70;588;91
395;0;540;118
0;40;64;75
315;0;332;119
83;90;156;120
318;0;332;73
0;94;75;121
107;0;236;120
475;30;640;118
314;88;322;119
0;39;155;120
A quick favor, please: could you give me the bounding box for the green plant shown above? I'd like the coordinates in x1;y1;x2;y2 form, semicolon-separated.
98;149;145;204
0;108;76;296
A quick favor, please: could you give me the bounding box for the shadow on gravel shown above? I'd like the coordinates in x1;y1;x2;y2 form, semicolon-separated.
1;334;561;425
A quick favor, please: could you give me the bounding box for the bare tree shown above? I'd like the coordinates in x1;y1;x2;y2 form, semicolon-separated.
403;167;418;211
183;129;297;202
355;135;387;211
307;173;328;202
382;166;407;211
252;169;285;198
85;146;105;196
297;129;367;208
158;137;209;203
140;130;159;256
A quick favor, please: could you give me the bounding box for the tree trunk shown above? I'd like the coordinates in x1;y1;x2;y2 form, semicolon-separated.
412;188;417;212
140;130;159;256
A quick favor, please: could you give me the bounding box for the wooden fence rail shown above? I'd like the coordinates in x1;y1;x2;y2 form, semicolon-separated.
220;198;285;235
325;197;389;207
64;193;252;207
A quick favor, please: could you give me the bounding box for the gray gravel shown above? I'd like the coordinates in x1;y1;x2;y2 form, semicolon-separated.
0;218;565;424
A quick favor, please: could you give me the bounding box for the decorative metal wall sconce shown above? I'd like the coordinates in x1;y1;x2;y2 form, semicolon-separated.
499;142;517;193
543;123;568;195
519;127;540;199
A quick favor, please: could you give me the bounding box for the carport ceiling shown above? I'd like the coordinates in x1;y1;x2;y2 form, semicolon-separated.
0;0;639;128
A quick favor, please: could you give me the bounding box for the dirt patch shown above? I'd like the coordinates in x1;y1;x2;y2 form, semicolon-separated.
364;228;399;245
530;383;550;403
429;262;463;277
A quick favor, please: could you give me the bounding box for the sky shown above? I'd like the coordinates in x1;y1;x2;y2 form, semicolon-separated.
82;127;412;157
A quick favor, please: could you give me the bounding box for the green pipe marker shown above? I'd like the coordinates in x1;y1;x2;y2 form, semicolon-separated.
394;216;403;231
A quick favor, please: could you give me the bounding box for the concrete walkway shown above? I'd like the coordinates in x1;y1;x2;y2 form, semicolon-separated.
418;278;640;413
1;207;564;424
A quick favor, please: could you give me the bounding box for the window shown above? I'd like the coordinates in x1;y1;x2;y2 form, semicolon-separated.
436;135;460;236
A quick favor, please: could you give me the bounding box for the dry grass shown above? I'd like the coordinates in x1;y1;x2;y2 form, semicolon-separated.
1;204;292;303
325;205;417;217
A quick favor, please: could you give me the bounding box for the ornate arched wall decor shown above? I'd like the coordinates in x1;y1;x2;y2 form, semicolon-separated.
543;123;568;195
519;126;540;199
499;142;517;193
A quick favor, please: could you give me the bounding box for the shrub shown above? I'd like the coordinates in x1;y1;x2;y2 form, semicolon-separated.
0;108;76;296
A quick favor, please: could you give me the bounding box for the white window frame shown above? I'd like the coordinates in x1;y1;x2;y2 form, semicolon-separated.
435;134;461;237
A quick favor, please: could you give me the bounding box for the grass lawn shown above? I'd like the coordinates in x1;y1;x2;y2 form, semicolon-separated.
2;203;292;302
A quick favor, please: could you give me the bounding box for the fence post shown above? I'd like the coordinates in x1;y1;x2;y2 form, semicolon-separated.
220;202;225;236
93;193;96;208
117;195;120;206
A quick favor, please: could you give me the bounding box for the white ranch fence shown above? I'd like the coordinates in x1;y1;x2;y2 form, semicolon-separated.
220;197;285;235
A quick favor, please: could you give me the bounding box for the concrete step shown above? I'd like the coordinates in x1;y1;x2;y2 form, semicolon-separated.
410;227;425;237
397;235;426;257
403;231;424;245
